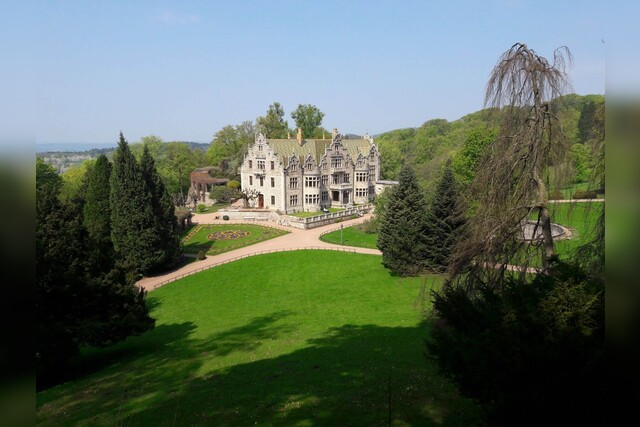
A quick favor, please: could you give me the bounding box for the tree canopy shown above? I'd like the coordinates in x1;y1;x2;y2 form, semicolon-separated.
256;102;289;138
291;104;325;138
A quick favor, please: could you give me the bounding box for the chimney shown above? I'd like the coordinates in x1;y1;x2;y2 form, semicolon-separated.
297;127;302;145
332;128;337;139
287;131;291;139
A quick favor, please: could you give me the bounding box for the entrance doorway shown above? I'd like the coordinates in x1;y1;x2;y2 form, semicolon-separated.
258;194;264;208
332;191;340;202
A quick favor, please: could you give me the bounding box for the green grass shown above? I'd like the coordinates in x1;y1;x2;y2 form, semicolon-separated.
181;224;288;255
555;182;604;200
548;201;603;256
289;207;344;218
320;225;379;249
36;251;481;426
192;202;230;214
321;202;603;262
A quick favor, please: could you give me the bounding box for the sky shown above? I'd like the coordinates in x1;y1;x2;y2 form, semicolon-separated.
4;0;636;147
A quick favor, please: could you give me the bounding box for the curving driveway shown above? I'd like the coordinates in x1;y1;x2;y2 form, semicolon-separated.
136;214;381;292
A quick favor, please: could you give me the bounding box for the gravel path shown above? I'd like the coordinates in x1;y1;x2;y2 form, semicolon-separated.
136;214;381;292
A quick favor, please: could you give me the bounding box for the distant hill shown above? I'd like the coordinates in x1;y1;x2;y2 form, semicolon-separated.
374;93;604;189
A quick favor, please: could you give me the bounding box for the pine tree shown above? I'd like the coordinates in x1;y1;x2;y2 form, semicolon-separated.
377;165;429;276
110;133;163;275
424;161;465;273
140;144;182;270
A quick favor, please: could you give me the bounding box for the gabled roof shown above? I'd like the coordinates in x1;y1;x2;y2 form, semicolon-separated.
266;138;374;167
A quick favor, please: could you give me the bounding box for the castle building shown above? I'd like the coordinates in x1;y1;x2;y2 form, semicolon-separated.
240;128;380;214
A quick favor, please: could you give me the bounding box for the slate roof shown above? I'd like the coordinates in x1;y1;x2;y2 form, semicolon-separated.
266;138;374;167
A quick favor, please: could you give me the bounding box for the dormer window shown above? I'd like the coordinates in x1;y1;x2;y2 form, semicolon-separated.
258;144;263;152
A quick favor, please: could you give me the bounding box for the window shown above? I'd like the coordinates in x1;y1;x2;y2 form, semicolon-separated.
343;173;350;184
357;159;365;168
306;163;314;171
290;195;298;206
257;160;265;170
270;177;275;187
249;176;253;185
331;158;342;168
259;177;264;187
356;188;368;197
290;163;297;172
332;174;340;185
321;191;329;202
271;195;275;205
289;177;298;189
356;172;369;182
305;176;318;188
322;162;328;170
321;175;328;185
270;161;275;170
369;165;376;177
305;194;319;204
248;160;253;168
258;144;263;152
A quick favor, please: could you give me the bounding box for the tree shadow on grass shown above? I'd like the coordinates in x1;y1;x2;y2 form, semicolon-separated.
37;319;483;426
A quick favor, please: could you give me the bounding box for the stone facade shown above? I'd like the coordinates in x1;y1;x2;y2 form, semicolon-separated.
240;129;380;214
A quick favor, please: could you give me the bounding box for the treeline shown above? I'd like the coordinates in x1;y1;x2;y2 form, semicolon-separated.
36;133;181;387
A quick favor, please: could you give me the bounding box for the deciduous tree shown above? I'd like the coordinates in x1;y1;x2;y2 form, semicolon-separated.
256;102;289;138
291;104;325;138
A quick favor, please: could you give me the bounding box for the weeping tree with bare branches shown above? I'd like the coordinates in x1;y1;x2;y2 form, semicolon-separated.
428;44;604;425
451;43;573;283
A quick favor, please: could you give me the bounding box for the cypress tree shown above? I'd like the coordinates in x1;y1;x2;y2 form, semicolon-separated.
140;144;182;270
377;165;429;276
110;133;163;275
83;155;114;269
424;161;465;273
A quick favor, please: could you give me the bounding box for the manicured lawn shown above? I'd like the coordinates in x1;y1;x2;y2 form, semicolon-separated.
36;251;482;426
192;202;230;214
181;224;288;255
548;201;603;256
289;207;344;218
320;225;379;249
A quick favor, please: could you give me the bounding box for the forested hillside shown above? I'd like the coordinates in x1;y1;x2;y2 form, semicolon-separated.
376;93;604;193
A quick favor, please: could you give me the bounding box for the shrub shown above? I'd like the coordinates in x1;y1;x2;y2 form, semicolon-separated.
196;203;207;213
356;218;379;234
573;189;598;199
222;215;230;221
227;180;241;189
196;250;206;260
548;190;564;200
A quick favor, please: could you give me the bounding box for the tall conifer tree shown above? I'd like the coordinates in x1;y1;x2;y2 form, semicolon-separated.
110;133;163;275
377;165;429;276
140;144;182;269
37;157;154;385
424;161;465;273
83;155;114;268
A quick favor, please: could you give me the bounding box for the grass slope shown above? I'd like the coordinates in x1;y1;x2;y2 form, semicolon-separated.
36;251;481;426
